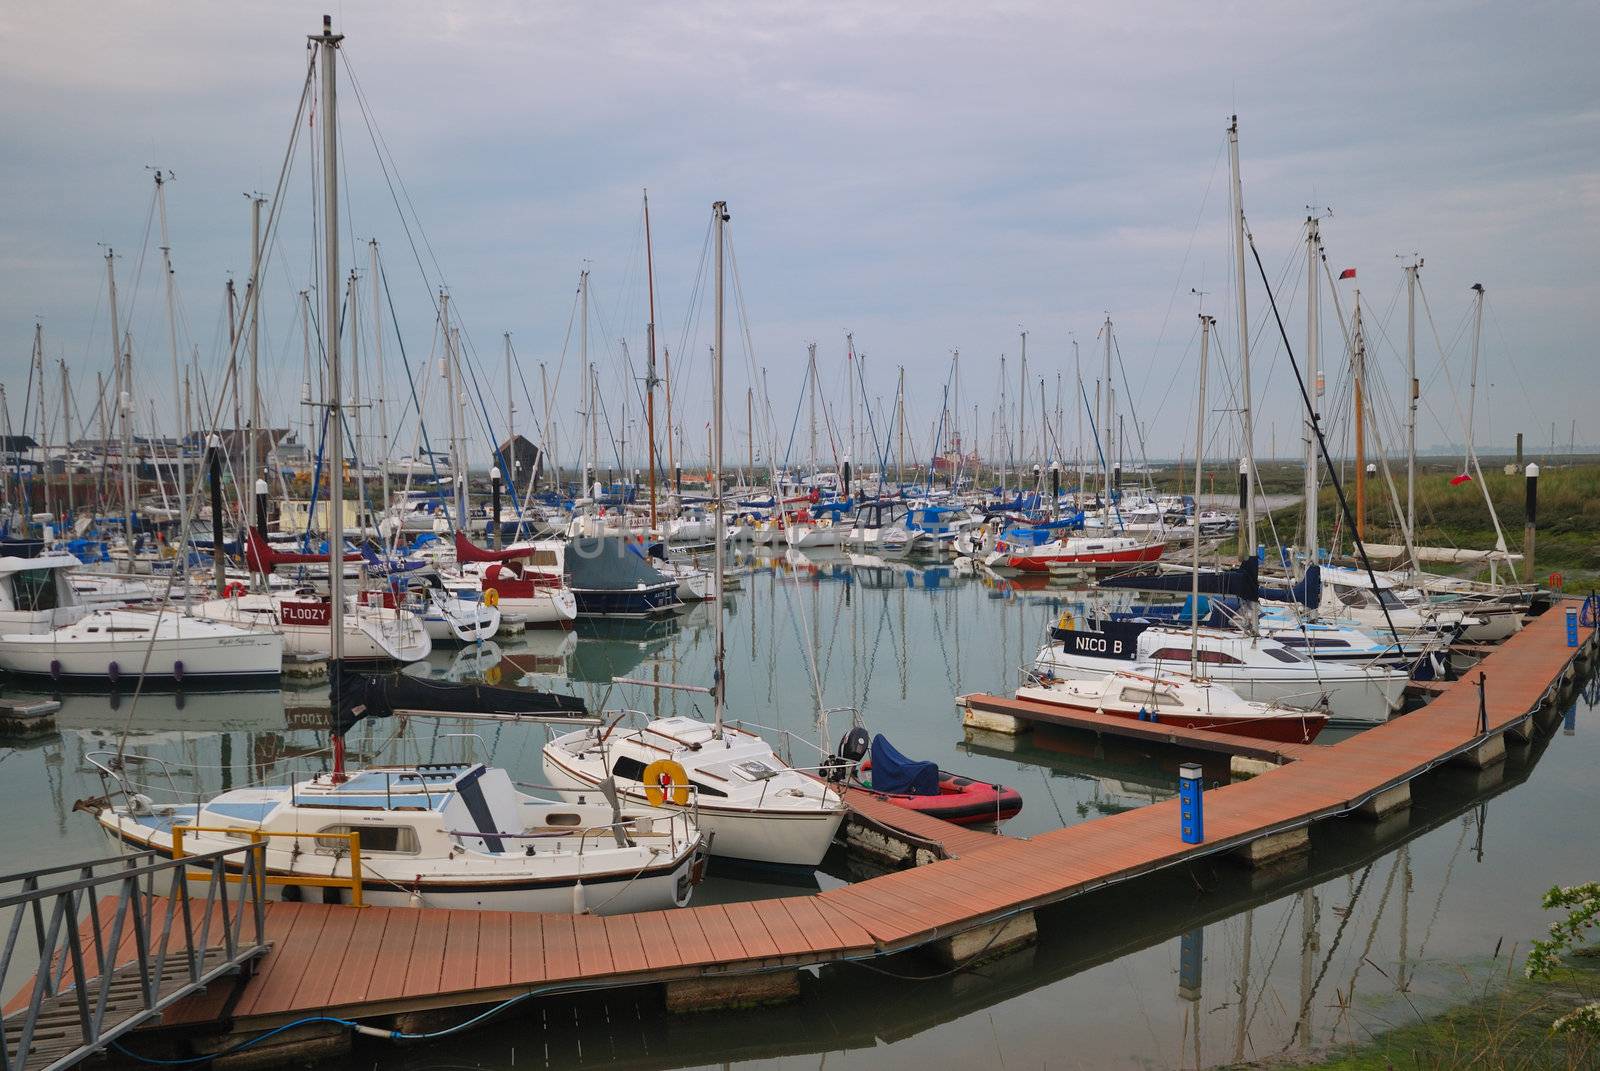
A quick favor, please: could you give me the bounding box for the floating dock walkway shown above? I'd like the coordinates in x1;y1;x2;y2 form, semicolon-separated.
10;601;1594;1069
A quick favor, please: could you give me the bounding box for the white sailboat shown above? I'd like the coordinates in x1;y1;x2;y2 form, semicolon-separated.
544;201;846;868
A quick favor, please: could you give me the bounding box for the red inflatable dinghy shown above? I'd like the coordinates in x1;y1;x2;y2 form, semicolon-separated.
858;755;1023;826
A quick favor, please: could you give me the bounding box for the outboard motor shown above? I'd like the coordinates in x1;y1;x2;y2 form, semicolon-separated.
825;726;871;782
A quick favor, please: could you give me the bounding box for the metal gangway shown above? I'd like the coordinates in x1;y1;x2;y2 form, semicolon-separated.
0;843;269;1071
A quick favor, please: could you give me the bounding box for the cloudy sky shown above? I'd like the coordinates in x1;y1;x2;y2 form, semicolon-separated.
3;1;1595;473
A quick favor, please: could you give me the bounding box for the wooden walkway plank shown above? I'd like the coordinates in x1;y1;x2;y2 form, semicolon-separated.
539;914;582;981
719;901;782;961
234;903;322;1017
473;912;513;990
630;911;683;971
571;913;615;977
436;910;480;994
363;907;420;1003
599;914;650;975
397;908;450;998
328;906;391;1006
507;913;547;985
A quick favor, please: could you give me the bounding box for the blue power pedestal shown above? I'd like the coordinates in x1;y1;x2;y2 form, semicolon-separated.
1568;606;1580;648
1179;762;1204;844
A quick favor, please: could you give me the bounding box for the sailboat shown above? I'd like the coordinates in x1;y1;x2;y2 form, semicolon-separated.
544;201;846;868
89;17;702;915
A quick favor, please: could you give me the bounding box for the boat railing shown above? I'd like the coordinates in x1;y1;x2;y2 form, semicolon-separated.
171;826;366;908
85;751;197;811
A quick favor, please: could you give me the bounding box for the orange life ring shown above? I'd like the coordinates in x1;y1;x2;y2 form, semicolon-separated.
641;759;691;806
222;580;246;598
482;588;501;608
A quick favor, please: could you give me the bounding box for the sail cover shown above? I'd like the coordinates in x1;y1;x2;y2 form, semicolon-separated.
330;662;589;737
869;734;940;796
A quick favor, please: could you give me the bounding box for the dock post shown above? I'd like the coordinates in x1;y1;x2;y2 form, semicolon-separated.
1523;463;1538;583
1179;763;1204;844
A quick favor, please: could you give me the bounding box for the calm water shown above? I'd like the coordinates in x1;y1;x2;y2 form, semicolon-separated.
1;549;1595;1069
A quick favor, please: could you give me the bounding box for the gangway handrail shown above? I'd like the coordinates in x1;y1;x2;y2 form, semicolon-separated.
0;841;269;1071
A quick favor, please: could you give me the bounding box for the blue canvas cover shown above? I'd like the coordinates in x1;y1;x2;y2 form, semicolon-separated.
870;734;940;796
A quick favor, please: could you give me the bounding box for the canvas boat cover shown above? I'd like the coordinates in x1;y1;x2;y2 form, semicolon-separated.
869;734;940;797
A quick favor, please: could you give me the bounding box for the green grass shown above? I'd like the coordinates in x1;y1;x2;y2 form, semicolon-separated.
1242;955;1600;1071
1253;460;1600;588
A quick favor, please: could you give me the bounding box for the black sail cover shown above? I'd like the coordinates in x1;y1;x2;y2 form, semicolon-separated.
329;662;588;737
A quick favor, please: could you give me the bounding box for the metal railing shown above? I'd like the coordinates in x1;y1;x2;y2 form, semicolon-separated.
0;843;269;1071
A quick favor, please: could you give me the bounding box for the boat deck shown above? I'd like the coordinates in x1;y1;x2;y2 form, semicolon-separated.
123;601;1592;1035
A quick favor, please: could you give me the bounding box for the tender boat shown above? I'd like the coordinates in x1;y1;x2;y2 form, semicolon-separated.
856;735;1023;825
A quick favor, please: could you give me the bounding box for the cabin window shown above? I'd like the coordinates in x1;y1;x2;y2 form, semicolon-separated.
1147;647;1241;666
1264;648;1306;663
315;823;419;855
12;568;62;612
1118;687;1178;708
541;812;583;827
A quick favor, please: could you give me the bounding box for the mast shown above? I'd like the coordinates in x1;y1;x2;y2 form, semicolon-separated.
107;250;136;554
1228;116;1257;554
440;291;463;525
1353;293;1367;542
370;240;390;524
579;269;591;493
60;359;74;522
1404;257;1421;542
1073;337;1085;497
643;189;660;529
663;345;674;504
155;170;187;546
998;354;1008;496
247;194;265;493
539;362;554;493
846;333;855;495
348;269;365;534
1102;316;1114;518
1466;283;1484;474
1191;315;1213;676
807;342;818;478
896;365;906;486
711;200;729;737
33;325;51;525
315;13;349;781
1304;218;1321;563
1017;330;1027;487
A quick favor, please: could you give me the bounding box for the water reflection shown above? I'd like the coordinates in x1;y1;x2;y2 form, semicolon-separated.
0;554;1591;1069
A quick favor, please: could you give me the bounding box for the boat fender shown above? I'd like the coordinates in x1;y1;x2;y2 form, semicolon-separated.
173;660;184;683
483;588;500;608
641;759;691;806
1057;609;1075;631
107;661;119;684
572;880;587;914
49;659;61;681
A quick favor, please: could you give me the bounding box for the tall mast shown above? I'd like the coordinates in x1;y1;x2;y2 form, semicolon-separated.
807;342;818;478
314;13;348;781
1017;330;1027;484
60;359;74;522
711;200;729;737
896;365;906;486
1304;218;1321;563
663;346;674;503
1228;116;1257;554
539;361;554;493
1191;315;1213;676
1403;257;1421;542
32;325;51;526
246;194;265;493
349;269;365;534
155;170;187;545
441;291;461;524
370;240;390;522
998;354;1008;496
846;333;855;493
1102;316;1114;517
1073;337;1085;496
1466;283;1484;474
644;189;660;529
579;269;591;493
1353;293;1367;542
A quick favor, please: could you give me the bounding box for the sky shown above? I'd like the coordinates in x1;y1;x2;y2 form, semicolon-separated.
2;1;1596;474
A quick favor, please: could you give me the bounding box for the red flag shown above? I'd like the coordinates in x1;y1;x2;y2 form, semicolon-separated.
1449;473;1474;486
1339;268;1357;280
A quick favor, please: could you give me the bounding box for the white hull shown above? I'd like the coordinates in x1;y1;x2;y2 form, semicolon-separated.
542;756;842;867
0;613;282;683
192;594;432;662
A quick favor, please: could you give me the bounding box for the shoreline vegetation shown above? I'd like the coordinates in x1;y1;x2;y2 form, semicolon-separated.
1236;950;1600;1071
